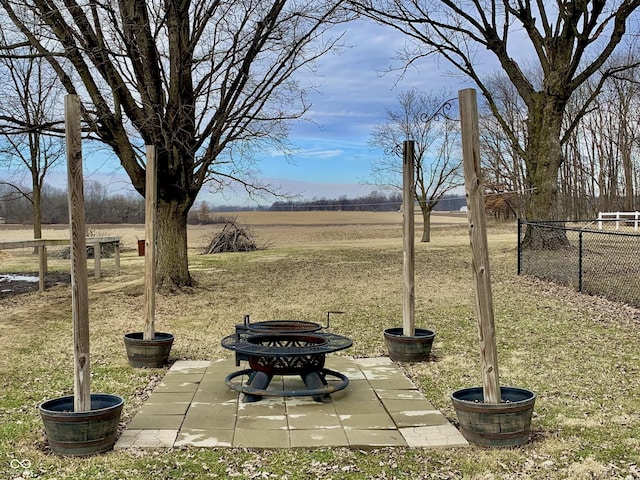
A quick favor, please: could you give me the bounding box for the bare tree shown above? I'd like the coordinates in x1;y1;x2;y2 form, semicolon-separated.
0;0;349;288
368;89;462;242
0;42;65;244
478;74;528;220
350;0;640;249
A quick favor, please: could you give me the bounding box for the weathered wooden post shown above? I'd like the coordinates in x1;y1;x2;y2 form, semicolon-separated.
123;144;173;367
143;145;157;341
450;88;535;448
402;140;416;337
37;95;124;456
382;140;435;362
458;87;501;403
65;94;91;412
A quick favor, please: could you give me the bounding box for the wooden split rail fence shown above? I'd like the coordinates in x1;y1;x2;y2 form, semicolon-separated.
0;236;121;292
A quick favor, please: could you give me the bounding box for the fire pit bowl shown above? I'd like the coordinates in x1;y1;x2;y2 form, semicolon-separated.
245;333;329;374
247;320;323;334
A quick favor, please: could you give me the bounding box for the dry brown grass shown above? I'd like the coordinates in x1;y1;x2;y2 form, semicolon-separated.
2;212;640;479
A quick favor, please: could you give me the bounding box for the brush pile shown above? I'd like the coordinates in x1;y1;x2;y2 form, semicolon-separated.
202;218;259;254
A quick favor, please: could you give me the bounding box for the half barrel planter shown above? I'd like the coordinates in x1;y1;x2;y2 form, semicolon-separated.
451;386;536;447
39;393;124;456
123;332;174;368
383;327;435;362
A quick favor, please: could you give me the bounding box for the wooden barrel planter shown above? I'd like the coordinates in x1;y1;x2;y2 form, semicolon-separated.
123;332;174;368
451;386;536;447
39;394;124;456
383;327;435;362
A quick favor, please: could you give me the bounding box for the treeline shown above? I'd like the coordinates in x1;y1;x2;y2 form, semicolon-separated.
0;182;144;224
0;182;468;226
270;191;403;211
269;191;466;212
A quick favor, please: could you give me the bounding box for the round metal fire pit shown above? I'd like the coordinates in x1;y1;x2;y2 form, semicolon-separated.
221;332;353;402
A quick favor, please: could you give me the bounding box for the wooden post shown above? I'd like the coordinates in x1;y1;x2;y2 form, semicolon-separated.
94;243;101;278
402;140;416;337
65;94;91;412
143;145;157;341
114;241;120;274
458;88;501;403
38;245;46;292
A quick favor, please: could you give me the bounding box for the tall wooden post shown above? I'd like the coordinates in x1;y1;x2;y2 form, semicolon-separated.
65;95;91;412
143;145;157;341
458;88;501;403
402;140;416;337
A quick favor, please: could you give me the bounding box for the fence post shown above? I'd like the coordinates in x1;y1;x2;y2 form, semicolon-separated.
578;230;583;293
517;219;522;275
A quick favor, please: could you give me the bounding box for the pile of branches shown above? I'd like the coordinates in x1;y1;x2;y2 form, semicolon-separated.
202;218;259;254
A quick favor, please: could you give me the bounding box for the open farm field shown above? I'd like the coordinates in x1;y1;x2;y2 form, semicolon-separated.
1;212;640;479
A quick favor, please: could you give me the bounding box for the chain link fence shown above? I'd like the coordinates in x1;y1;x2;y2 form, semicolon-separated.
518;219;640;307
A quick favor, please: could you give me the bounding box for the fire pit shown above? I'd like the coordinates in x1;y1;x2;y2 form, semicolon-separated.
221;329;352;403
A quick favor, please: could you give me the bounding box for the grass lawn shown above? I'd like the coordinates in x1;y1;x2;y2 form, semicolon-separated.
1;214;639;479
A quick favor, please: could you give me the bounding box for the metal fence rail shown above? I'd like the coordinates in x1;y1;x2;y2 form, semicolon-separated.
518;219;640;307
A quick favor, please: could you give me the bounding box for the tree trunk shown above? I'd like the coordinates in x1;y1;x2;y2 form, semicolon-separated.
522;97;570;250
420;205;432;243
156;197;192;290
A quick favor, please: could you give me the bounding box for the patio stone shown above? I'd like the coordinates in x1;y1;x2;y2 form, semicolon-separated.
289;428;349;447
399;425;469;448
182;403;237;430
287;412;342;430
127;414;184;430
345;429;407;447
236;414;288;430
234;428;289;448
115;429;178;449
175;429;234;447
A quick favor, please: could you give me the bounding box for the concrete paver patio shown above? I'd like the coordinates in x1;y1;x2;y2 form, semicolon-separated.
115;357;468;450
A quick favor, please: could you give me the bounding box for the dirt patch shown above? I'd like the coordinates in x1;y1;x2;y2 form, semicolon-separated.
0;272;71;299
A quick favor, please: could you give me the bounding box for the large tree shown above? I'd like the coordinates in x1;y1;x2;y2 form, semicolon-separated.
350;0;640;248
0;0;348;288
368;89;461;242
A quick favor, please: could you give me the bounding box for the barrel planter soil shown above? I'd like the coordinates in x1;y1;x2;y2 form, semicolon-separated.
124;332;174;368
451;386;536;447
383;327;435;362
39;394;124;456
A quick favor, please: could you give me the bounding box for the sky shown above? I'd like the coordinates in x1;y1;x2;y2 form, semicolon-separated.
47;17;484;208
214;19;477;206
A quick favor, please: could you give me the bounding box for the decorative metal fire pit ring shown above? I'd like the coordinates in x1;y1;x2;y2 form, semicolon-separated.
224;368;349;398
247;320;323;334
221;332;353;358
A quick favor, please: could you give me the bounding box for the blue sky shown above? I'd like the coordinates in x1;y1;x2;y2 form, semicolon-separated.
205;18;478;206
57;18;482;207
